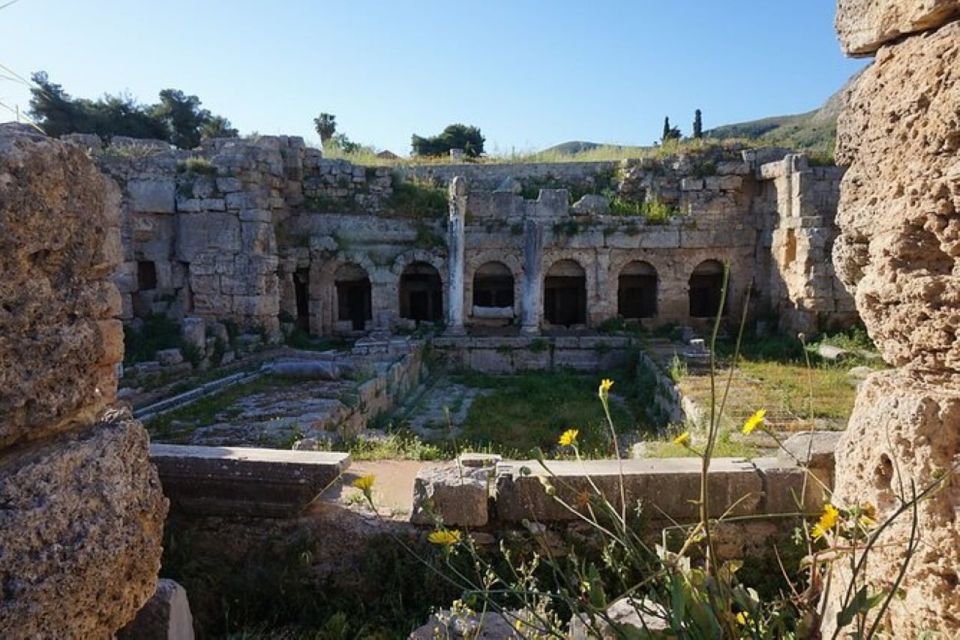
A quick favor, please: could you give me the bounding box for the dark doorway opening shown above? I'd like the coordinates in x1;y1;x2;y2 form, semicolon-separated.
400;262;442;322
689;260;727;318
618;261;658;319
137;260;157;290
335;263;372;331
294;268;310;331
544;260;586;326
473;262;514;308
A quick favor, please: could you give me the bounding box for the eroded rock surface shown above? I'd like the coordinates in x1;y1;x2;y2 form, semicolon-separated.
831;5;960;636
0;125;123;448
833;20;960;376
0;412;167;637
0;125;168;638
836;0;960;55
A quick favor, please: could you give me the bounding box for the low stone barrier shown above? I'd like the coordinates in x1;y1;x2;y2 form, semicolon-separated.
431;335;636;373
412;447;832;560
150;444;351;517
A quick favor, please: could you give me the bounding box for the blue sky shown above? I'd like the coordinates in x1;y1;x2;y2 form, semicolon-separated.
0;1;867;154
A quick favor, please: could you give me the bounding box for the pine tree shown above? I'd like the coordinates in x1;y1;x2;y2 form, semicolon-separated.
693;109;703;139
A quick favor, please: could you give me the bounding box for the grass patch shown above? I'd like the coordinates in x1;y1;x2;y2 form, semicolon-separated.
176;157;217;175
386;176;448;219
454;370;645;457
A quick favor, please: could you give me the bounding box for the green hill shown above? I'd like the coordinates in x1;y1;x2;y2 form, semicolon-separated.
703;72;858;159
540;72;859;162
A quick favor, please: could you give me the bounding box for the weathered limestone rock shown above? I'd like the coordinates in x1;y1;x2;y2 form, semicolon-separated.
411;463;490;527
836;0;960;55
0;412;168;638
0;126;168;638
831;6;960;636
828;372;960;636
409;609;519;639
0;125;123;448
571;193;610;215
118;579;195;640
568;598;669;639
833;20;960;376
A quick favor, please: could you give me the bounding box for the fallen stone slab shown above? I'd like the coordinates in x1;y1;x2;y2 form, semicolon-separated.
150;444;350;517
117;579;194;640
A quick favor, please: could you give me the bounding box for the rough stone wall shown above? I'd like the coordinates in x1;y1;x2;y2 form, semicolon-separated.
0;125;168;638
760;155;856;334
93;133;854;336
829;6;960;636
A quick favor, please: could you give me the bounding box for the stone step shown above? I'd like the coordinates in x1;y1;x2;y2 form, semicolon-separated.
149;444;351;518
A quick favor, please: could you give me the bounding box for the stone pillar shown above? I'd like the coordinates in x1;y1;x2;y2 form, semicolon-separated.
445;176;467;334
521;218;544;334
827;4;960;636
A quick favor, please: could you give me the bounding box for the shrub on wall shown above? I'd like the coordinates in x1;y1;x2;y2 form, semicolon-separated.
387;176;448;219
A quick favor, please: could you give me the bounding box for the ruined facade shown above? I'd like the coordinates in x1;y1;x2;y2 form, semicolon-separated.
0;126;168;637
73;135;856;341
828;1;960;635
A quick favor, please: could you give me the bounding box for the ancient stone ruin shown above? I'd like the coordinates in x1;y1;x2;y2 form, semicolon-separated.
2;1;958;634
71;134;853;345
0;126;168;636
829;1;960;635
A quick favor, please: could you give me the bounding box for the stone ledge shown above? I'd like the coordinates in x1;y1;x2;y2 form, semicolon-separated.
150;444;350;518
494;458;764;523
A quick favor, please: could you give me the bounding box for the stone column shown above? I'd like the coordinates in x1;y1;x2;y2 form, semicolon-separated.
445;176;467;334
521;218;544;334
826;4;960;636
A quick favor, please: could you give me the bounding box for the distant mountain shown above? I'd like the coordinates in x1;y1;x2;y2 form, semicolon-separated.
541;73;860;161
540;140;604;155
704;72;860;158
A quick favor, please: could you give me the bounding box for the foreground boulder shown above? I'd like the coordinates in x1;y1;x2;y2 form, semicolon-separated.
830;4;960;636
0;125;168;637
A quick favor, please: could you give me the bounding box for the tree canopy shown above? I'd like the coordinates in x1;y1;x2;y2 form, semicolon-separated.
411;123;484;158
28;72;238;148
314;113;336;143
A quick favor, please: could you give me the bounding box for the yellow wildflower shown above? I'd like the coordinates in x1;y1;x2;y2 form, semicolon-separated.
598;378;614;398
741;408;767;435
559;428;579;447
859;502;877;528
736;611;750;625
672;431;691;446
813;503;840;539
351;474;375;493
428;529;462;546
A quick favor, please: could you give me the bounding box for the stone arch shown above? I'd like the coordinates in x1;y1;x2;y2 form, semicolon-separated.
312;253;380;335
390;249;447;325
399;261;443;322
465;250;523;322
689;259;728;318
544;258;587;327
333;263;372;331
618;260;658;319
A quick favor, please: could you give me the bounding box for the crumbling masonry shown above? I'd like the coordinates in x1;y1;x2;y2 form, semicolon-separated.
68;135;856;341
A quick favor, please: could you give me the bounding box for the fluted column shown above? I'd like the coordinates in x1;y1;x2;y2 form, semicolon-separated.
521;217;544;334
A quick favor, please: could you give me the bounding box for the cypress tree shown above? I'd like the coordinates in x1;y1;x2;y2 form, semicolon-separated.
693;109;703;139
